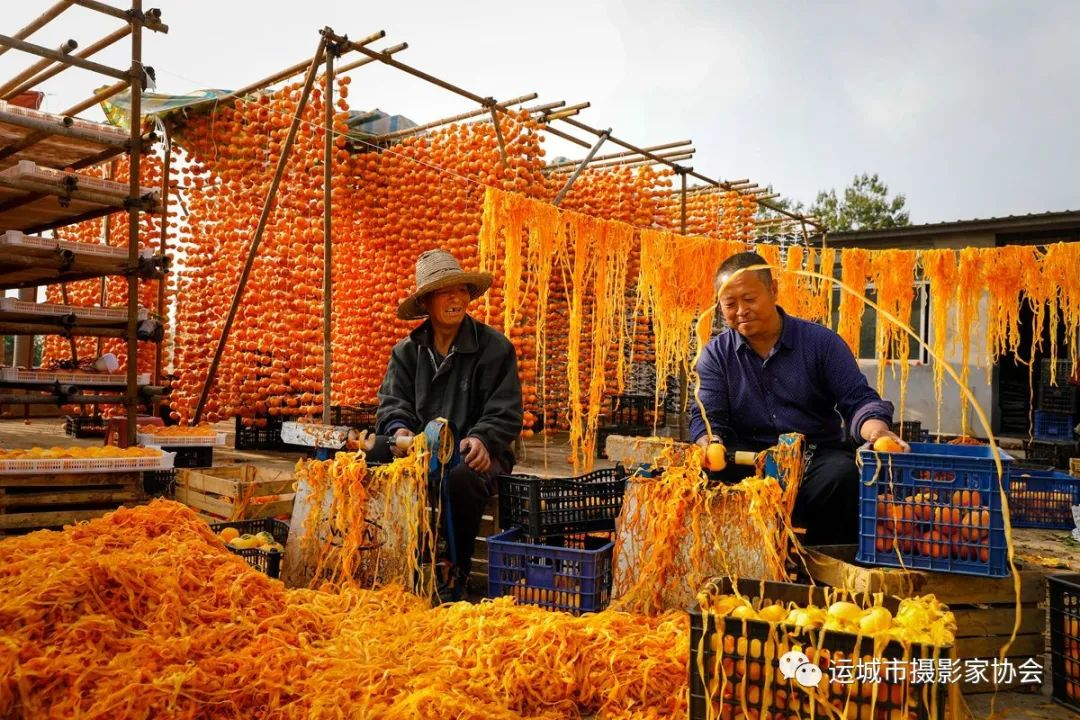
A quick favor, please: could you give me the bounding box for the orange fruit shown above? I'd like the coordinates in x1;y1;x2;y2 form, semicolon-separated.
873;436;905;453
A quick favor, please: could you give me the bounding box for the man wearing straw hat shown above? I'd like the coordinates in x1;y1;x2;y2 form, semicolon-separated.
690;251;908;546
374;249;524;593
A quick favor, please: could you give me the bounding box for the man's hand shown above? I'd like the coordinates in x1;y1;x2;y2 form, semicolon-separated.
460;436;491;474
860;419;910;452
391;428;415;458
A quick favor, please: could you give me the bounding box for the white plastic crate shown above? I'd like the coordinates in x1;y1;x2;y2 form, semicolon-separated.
1;160;158;201
0;231;154;260
1;229;58;251
0;297;148;321
0;367;150;386
0;100;128;142
138;431;227;447
0;451;175;475
56;238;155;260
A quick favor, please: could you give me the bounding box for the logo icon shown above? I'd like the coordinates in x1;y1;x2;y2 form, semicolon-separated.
779;650;822;689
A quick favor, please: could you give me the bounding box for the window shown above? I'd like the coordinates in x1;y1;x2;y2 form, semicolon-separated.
830;281;930;362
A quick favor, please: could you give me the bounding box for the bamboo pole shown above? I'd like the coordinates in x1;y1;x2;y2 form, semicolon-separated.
69;0;168;33
322;43;335;425
549;148;694;172
545;140;692;169
0;35;126;81
557;116;823;229
678;169;688;441
3;26;131;100
552;130;609;206
376;93;537;142
62;79;129;117
154;132;171;387
0;39;77;98
97;160;114;360
336;41;407;74
192;34;328;425
227;30;383;101
0;1;73;59
488;102;510;169
125;0;143;446
542;124;591;149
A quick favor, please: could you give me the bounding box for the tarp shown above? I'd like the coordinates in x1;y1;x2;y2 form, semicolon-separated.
101;89;417;142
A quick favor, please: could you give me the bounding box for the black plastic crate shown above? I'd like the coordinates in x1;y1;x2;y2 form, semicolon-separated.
690;578;950;720
1050;573;1080;714
1039;360;1078;414
608;393;665;428
498;465;627;537
165;446;214;469
890;420;925;442
234;416;283;451
1027;439;1078;470
64;414;107;438
143;468;177;497
488;528;613;614
330;403;378;431
1035;411;1076;441
209;518;289;578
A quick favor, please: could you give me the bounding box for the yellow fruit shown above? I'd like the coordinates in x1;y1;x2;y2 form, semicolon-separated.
254;531;275;547
218;527;240;543
828;601;863;624
858;606;893;635
757;604;788;623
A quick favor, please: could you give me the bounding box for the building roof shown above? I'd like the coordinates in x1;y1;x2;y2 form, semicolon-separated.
820;209;1080;243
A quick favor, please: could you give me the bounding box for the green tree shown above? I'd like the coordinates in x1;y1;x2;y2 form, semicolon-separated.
810;173;910;232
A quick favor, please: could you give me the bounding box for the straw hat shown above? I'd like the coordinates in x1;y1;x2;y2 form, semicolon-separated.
397;249;493;320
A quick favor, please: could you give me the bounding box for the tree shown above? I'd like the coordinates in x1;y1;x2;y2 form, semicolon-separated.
809;173;910;232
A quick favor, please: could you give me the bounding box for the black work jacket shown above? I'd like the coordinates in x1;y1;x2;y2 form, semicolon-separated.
375;314;523;466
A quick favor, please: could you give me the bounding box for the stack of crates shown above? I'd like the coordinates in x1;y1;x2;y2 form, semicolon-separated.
489;465;628;613
1008;467;1080;529
1034;359;1077;461
1050;574;1080;714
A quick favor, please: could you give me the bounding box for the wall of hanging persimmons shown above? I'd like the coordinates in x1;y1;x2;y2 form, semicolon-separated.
39;77;1080;468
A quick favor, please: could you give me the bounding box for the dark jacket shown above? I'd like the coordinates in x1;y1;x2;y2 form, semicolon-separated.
375;314;523;466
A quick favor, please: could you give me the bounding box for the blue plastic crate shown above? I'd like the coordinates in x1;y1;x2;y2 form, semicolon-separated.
1035;411;1076;441
858;442;1013;577
1008;469;1080;529
487;527;613;614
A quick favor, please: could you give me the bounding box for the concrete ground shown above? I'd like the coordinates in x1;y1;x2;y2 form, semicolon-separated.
1;418;1077;718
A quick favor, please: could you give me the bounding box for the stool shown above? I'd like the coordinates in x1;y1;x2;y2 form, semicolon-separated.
105;415;164;448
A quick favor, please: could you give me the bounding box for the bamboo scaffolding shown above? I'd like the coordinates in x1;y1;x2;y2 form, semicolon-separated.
69;0;168;33
0;1;73;59
545;140;692;169
375;93;538;143
192;33;328;424
3;26;131;100
0;39;77;99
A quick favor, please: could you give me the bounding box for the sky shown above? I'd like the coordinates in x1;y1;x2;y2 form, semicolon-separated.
2;0;1078;225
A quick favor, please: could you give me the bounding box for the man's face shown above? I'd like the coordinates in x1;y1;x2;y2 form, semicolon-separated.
717;270;779;340
423;284;471;331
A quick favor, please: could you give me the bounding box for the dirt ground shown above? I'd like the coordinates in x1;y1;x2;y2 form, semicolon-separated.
1;418;1077;718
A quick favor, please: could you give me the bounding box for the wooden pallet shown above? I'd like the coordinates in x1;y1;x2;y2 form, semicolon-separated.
0;471;145;533
804;545;1046;694
173;465;294;522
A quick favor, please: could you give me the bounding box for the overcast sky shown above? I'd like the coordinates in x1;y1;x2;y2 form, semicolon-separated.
4;0;1078;224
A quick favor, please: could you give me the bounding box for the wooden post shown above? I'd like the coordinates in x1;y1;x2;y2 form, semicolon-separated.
678;169;688;441
3;26;131;100
0;1;73;59
124;0;143;447
322;42;335;426
192;34;328;424
552;130;610;206
154;130;171;387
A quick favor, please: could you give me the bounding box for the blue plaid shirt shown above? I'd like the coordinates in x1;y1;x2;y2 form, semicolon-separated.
688;307;894;449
